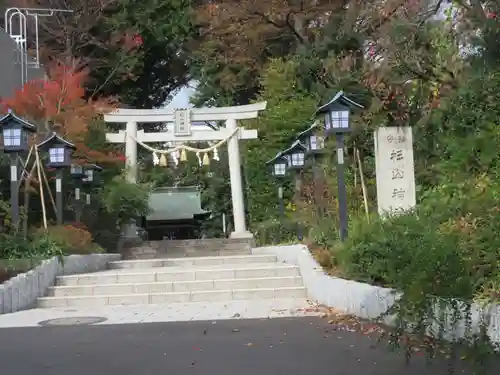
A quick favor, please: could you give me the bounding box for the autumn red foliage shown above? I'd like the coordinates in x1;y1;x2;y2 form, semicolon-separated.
0;58;123;164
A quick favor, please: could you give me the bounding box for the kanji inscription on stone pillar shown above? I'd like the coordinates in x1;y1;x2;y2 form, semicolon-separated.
374;126;416;215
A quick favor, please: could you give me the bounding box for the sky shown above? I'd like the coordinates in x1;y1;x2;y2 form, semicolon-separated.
163;80;198;110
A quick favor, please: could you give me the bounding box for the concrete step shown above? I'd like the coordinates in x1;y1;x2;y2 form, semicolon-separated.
107;254;278;269
37;286;307;308
56;264;300;286
48;276;303;297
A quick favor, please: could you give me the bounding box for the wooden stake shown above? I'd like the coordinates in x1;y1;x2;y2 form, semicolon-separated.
18;146;33;186
35;146;48;229
20;162;37;238
355;148;370;222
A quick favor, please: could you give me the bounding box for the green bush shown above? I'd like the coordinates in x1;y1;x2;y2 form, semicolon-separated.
338;213;473;298
253;218;300;246
0;232;63;261
336;178;500;364
102;175;152;228
339;177;500;297
307;214;339;251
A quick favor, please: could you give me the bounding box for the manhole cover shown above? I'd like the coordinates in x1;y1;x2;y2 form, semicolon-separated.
38;317;107;326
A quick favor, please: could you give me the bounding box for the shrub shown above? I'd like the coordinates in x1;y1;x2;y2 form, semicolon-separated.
0;233;33;260
0;232;63;260
253;218;300;246
336;178;500;367
34;225;94;255
338;212;472;297
339;177;500;296
102;175;152;228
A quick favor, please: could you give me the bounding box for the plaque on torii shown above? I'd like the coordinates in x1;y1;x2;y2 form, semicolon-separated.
173;109;191;137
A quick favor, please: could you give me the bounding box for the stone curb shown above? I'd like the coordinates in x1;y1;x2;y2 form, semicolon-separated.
252;244;500;344
0;254;121;315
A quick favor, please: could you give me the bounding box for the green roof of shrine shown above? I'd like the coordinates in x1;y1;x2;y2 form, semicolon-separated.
146;186;211;222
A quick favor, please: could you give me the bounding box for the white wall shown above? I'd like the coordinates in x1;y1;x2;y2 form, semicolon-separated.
0;254;120;314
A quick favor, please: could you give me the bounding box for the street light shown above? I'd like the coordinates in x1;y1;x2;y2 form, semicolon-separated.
0;111;37;230
82;164;103;205
316;91;363;241
38;132;76;225
266;151;288;219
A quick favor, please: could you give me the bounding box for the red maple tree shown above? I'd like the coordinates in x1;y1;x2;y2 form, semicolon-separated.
1;58;123;164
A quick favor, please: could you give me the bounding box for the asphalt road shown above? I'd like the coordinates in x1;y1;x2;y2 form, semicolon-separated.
0;317;494;375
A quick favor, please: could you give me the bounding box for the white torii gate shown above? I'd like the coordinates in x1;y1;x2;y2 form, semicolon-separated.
104;102;267;239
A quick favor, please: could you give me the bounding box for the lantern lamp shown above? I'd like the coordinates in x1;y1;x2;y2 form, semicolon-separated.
70;164;85;179
282;140;307;169
82;164;103;184
37;132;76;168
266;152;288;177
0;111;37;153
315;91;363;135
296;122;325;153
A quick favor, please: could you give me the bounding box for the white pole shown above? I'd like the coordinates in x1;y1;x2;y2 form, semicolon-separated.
225;118;251;238
222;213;227;236
124;121;138;238
125;121;138;183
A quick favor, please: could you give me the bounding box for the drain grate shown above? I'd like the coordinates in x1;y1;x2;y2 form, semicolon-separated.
38;317;108;326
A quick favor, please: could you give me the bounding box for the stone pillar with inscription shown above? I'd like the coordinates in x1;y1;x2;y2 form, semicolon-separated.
374;126;416;215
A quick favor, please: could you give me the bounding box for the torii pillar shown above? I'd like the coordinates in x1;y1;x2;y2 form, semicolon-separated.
105;103;267;239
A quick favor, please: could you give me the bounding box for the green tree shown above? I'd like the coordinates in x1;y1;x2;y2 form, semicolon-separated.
244;58;318;226
13;0;196;107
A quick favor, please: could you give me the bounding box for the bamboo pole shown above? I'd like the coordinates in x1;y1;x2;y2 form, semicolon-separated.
18;146;34;186
21;162;37;238
355;148;370;222
35;146;48;229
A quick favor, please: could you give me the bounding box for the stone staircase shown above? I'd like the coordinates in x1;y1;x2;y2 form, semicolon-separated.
121;238;254;260
36;254;307;309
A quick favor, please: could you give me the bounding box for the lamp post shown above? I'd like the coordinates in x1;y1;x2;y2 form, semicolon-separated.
266;152;288;219
82;164;103;206
316;91;363;241
37;132;76;225
0;111;37;230
281;140;307;240
70;164;86;222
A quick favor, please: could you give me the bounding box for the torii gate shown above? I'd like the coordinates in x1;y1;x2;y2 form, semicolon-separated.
104;102;267;239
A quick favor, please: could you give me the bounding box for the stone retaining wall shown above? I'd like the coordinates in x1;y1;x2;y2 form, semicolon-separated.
123;238;254;259
253;244;500;344
0;254;121;314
